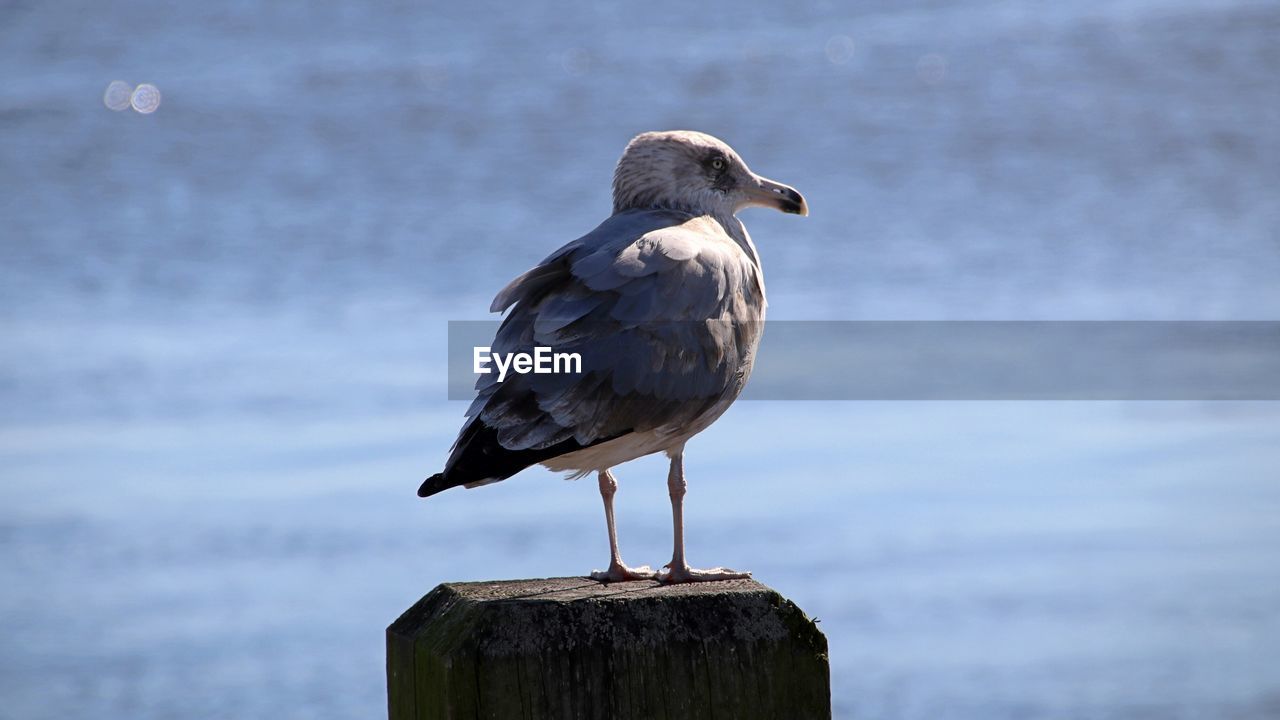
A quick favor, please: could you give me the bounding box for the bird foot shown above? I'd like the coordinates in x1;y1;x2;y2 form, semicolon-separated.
657;564;751;584
590;562;657;582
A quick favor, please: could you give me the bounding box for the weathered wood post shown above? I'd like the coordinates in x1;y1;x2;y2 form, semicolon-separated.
387;577;830;719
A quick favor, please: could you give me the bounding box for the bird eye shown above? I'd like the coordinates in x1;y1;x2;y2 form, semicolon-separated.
710;157;726;171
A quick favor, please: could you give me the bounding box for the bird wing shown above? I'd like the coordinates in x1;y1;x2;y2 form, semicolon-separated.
426;209;764;493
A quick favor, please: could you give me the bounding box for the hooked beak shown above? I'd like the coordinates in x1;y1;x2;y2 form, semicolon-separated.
742;174;809;216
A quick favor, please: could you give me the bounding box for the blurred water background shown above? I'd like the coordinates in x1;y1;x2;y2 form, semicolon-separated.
2;0;1279;717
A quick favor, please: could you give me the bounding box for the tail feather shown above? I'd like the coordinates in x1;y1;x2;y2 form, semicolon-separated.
417;420;624;499
417;473;452;498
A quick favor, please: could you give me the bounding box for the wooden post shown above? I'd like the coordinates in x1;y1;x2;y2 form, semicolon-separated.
387;577;830;720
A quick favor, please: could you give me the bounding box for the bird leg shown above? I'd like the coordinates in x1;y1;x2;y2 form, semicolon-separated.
589;469;656;582
657;449;751;583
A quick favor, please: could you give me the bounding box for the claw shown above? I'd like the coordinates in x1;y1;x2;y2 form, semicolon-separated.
590;563;658;582
657;564;751;584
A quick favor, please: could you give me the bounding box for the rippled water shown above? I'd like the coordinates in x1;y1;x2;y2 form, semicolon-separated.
2;1;1279;718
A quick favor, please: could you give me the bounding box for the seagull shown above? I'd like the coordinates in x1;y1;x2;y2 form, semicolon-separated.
419;130;807;583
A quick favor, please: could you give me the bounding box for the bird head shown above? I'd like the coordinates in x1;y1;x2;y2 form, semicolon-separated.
612;130;808;219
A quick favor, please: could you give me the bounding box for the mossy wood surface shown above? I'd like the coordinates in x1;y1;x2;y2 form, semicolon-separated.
387;576;830;720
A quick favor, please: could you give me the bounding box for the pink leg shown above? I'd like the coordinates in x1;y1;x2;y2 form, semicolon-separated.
657;448;750;584
589;469;656;582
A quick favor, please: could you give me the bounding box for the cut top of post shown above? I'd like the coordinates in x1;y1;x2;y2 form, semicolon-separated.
388;577;831;720
434;576;774;603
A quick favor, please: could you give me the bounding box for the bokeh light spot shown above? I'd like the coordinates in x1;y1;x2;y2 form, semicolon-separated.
103;80;132;111
131;83;162;114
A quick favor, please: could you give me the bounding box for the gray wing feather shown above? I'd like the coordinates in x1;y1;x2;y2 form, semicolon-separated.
454;209;764;462
490;241;583;313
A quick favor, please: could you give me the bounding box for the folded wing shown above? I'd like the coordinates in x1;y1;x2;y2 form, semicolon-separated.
419;209;764;497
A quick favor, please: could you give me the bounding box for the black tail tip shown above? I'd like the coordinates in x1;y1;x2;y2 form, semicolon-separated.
417;473;445;498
